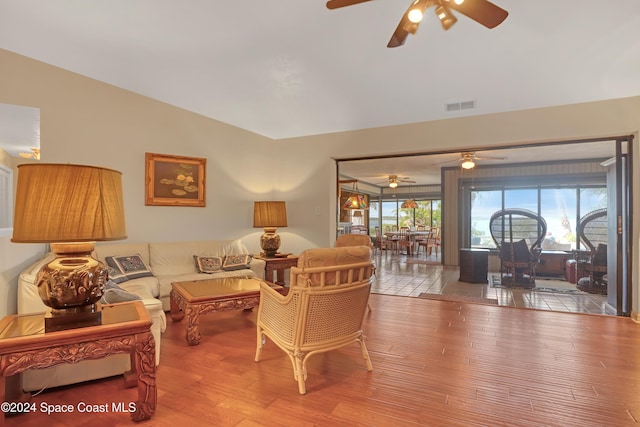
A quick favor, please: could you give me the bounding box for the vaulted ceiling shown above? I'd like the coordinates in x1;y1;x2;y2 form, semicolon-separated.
1;1;639;182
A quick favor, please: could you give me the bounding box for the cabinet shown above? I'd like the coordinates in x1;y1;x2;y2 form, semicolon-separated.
537;251;572;277
459;248;489;283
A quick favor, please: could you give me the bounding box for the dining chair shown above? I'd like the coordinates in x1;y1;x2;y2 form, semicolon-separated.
374;226;394;255
417;227;440;257
395;227;413;255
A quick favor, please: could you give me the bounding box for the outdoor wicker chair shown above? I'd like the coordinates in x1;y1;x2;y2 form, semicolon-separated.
575;208;608;293
489;208;547;287
254;246;374;394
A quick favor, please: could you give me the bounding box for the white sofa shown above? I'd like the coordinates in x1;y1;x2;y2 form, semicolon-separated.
17;238;264;392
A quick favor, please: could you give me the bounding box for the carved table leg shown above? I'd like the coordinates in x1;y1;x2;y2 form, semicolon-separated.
129;331;156;422
170;290;185;322
185;304;201;346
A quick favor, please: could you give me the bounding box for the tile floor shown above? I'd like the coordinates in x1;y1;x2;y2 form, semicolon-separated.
371;250;617;316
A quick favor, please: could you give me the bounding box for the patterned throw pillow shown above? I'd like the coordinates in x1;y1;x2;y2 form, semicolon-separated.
193;255;224;273
105;254;154;279
106;265;129;284
221;254;252;271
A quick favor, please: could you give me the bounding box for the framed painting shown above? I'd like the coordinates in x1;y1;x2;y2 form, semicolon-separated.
145;152;206;207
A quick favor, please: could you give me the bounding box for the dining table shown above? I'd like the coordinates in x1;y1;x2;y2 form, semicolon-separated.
383;230;432;255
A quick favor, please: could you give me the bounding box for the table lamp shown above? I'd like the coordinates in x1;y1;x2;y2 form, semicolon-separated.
12;164;127;330
253;201;287;258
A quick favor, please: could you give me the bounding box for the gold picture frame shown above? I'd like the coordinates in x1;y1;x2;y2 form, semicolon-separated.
145;152;206;207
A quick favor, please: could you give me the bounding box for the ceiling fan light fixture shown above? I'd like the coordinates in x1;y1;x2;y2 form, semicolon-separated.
407;8;424;23
435;4;457;30
461;159;475;169
389;181;398;188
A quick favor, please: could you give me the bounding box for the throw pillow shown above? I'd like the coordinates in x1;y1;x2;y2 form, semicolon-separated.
222;254;252;271
106;265;129;284
593;243;607;266
100;280;142;304
194;255;224;273
105;254;154;280
513;239;531;262
501;240;530;262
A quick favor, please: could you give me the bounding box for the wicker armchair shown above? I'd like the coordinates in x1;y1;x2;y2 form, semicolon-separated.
255;246;374;394
575;208;608;293
489;208;547;287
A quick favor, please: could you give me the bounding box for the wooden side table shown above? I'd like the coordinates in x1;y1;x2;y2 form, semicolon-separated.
256;255;298;286
0;301;156;424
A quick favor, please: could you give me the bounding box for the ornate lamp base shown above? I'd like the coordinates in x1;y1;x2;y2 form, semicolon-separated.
36;242;109;331
260;227;281;258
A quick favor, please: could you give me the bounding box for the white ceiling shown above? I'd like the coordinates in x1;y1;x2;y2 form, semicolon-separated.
0;1;638;179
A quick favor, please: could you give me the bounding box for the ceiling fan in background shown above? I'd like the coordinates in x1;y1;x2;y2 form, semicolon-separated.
376;174;417;187
19;148;40;160
326;0;509;47
436;151;507;169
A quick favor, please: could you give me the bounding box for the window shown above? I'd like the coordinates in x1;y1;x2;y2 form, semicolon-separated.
469;184;606;249
381;198;441;231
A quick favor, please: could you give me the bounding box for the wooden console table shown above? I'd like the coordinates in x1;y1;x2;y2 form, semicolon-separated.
0;301;156;425
255;255;298;286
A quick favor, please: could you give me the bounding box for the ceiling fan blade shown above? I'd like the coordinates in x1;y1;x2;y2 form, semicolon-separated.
445;0;508;29
387;17;411;48
432;158;463;166
387;0;429;48
475;155;507;160
326;0;373;10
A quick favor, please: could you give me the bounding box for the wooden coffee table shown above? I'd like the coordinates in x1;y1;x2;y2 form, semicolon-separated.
170;277;282;345
0;301;156;425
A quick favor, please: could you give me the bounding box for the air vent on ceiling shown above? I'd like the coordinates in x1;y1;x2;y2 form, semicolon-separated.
445;100;476;112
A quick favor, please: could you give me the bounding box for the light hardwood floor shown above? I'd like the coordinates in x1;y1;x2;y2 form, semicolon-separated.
7;292;639;426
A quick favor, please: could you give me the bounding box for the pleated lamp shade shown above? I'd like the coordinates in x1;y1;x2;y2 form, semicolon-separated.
12;164;127;243
253;201;288;228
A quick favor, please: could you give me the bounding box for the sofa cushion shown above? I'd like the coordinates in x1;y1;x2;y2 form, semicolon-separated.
194;255;224;273
222;254;253;271
118;277;160;299
105;254;154;280
150;239;250;276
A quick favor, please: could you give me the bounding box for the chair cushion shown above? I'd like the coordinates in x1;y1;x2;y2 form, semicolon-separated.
297;246;372;286
501;239;530;262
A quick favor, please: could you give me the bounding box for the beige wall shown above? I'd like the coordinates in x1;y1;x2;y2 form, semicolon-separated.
1;48;639;318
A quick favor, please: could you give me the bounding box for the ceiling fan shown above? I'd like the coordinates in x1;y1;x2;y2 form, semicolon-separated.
436;151;507;169
326;0;509;47
376;174;417;187
19;148;40;160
